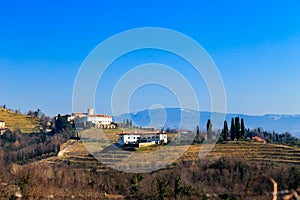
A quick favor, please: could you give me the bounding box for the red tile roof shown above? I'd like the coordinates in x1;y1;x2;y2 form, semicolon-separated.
119;132;166;135
252;136;266;142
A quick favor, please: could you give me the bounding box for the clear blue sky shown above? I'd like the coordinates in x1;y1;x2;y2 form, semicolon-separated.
1;0;300;116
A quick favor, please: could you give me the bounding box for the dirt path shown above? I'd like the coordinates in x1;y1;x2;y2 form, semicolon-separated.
57;140;75;157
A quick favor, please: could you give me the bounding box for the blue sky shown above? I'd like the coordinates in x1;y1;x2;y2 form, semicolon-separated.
1;0;300;116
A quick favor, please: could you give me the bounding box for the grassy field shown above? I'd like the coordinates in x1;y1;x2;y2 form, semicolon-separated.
0;108;40;133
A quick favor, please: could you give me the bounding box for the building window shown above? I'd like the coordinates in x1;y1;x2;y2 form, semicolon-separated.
128;137;130;139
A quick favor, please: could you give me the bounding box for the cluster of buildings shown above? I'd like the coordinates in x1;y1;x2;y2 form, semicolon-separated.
68;108;115;129
66;108;168;147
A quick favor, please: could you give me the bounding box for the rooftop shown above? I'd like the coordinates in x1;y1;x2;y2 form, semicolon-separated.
87;114;112;117
119;131;167;135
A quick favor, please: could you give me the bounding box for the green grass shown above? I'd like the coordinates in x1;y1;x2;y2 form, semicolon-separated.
0;108;40;133
134;144;158;152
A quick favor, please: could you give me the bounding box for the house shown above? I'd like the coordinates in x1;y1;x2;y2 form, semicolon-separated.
0;120;5;129
70;108;114;128
0;120;7;135
118;131;168;147
251;136;266;144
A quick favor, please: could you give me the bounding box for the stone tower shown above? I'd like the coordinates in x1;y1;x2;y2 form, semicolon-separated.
87;107;95;115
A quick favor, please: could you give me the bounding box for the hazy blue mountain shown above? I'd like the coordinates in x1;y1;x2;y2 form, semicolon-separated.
113;108;300;137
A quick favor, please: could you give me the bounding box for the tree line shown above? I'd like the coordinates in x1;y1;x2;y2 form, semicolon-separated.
195;117;300;146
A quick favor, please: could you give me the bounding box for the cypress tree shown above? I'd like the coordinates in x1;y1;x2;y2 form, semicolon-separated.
230;118;235;141
235;117;240;140
195;125;200;143
241;118;246;140
223;120;228;141
206;119;212;140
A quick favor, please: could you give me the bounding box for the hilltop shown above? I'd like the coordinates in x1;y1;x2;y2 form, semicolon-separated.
0;107;40;133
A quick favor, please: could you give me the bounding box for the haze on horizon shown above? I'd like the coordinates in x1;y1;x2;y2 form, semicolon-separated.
1;1;300;117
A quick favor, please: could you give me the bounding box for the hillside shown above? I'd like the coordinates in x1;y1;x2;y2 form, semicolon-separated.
56;141;300;166
0;108;40;133
3;140;297;199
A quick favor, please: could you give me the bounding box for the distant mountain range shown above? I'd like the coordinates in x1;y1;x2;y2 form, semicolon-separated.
113;108;300;137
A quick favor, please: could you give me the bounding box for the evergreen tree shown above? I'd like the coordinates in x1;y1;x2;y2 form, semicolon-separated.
241;118;246;140
130;173;144;196
235;117;240;140
223;120;228;141
174;175;183;199
230;118;235;141
129;119;133;127
174;175;192;199
55;114;71;132
195;125;200;143
156;177;169;200
206;119;212;140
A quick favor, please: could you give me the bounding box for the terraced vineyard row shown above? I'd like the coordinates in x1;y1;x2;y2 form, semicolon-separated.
0;108;40;133
48;140;300;173
184;142;300;165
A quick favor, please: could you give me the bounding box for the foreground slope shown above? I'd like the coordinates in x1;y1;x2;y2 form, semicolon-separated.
4;141;298;199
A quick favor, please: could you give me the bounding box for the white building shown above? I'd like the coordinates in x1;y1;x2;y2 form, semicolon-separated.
118;131;167;146
0;120;7;135
71;108;114;128
86;114;112;125
0;120;5;129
